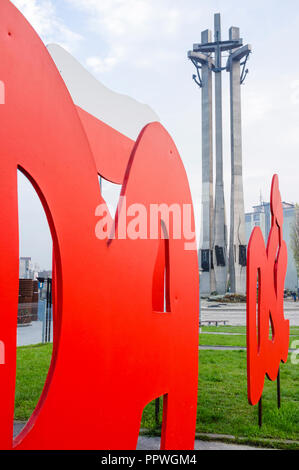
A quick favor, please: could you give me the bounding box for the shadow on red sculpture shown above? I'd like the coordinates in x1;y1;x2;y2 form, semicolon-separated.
0;1;199;450
247;175;289;406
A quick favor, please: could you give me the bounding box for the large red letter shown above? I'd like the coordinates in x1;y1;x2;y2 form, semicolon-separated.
0;1;199;450
247;175;289;406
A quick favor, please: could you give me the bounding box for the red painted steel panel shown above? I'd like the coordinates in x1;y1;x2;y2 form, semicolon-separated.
247;175;289;406
76;106;135;185
0;1;199;450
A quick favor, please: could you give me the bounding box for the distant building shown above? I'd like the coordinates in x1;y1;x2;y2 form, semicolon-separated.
38;270;52;279
19;257;32;279
245;202;298;291
19;257;40;280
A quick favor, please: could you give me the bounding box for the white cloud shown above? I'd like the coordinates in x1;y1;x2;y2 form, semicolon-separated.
11;0;82;52
65;0;183;74
86;55;118;74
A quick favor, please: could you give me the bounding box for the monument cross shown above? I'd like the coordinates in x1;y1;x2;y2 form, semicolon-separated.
188;13;251;295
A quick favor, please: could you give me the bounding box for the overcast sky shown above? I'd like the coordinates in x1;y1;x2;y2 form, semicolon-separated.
12;0;299;270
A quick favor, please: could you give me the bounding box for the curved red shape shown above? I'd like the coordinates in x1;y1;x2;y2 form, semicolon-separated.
76;106;135;184
0;1;199;450
247;175;289;406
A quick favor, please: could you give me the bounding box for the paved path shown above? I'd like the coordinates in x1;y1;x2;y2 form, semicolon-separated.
199;345;247;351
201;300;299;326
202;332;299;336
199;345;297;352
17;321;53;347
137;435;264;450
13;422;263;450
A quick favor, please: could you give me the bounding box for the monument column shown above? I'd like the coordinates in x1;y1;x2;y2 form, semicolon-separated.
213;14;228;294
228;27;251;295
188;14;251;297
199;29;215;295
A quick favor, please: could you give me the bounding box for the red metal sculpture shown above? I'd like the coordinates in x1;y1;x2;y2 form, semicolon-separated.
0;1;199;450
247;175;289;406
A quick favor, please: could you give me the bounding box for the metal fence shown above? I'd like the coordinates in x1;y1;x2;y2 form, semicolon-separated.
17;278;53;347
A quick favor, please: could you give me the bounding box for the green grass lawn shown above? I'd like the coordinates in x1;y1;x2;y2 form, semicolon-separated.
15;339;299;449
15;344;53;421
142;350;299;448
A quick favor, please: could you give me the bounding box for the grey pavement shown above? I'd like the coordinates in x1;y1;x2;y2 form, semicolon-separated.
201;300;299;326
17;321;53;347
199;345;297;352
137;435;265;450
13;422;264;450
201;330;298;336
200;345;247;351
203;331;243;335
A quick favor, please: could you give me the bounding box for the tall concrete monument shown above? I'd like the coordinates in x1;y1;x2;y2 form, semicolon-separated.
227;28;251;295
188;13;251;295
190;29;215;295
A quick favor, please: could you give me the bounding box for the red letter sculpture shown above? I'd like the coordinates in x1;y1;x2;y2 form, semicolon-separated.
0;1;199;450
247;175;289;406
